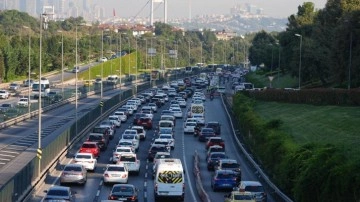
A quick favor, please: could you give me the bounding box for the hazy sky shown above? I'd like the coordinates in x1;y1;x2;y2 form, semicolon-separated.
93;0;327;19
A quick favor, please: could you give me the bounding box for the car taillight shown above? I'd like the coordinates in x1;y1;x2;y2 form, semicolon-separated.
130;196;136;201
109;196;116;200
155;183;158;192
89;161;93;163
104;174;109;177
122;174;127;178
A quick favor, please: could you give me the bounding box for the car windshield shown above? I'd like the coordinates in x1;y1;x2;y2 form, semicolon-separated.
88;135;102;141
124;130;136;135
122;135;135;140
217;172;236;179
47;189;69;197
76;154;91;159
234;195;254;200
82;143;96;148
151;146;167;152
107;166;125;172
120;155;136;162
245;185;264;192
159;128;172;134
222;163;240;169
202;128;214;133
211;153;226;159
119;142;132;146
112;186;134;195
64;166;82;172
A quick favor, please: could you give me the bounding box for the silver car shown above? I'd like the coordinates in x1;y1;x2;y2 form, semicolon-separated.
60;164;87;185
42;186;76;202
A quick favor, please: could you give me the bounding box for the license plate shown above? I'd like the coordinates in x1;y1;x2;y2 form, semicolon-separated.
118;198;127;200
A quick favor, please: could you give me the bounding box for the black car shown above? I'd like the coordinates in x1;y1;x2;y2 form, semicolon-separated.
108;184;138;201
198;128;216;142
206;122;221;136
45;92;63;104
87;133;109;151
207;152;227;171
148;144;170;161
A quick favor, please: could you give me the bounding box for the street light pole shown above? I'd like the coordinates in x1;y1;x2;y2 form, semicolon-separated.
23;26;31;115
75;24;79;135
135;37;138;93
348;31;352;90
101;30;104;100
188;40;191;66
212;42;215;65
295;34;302;90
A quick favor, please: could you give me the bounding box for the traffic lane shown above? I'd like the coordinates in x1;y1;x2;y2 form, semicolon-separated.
144;104;200;202
200;96;275;202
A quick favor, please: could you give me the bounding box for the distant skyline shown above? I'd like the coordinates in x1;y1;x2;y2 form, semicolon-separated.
94;0;327;19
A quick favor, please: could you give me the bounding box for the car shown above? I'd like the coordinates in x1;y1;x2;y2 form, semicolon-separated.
224;191;256;202
206;145;226;160
99;121;116;139
0;103;14;113
60;164;87;185
198;128;216;142
148;103;158;112
117;153;141;175
237;181;267;202
207;152;228;171
108;115;121;128
99;57;108;62
72;66;80;73
79;142;100;158
152;152;172;169
117;139;136;151
45;92;63;104
94;78;103;84
137;117;153;129
215;159;241;182
206;121;221;135
113;110;128;122
87;133;109;151
117;107;130;117
158;133;175;150
160;115;176;126
112;146;135;163
148;144;170;161
211;170;240;191
120;134;139;152
136;95;146;104
9;83;20;91
131;126;146;140
108;184;139;201
92;126;110;138
206;137;225;149
184;121;197;134
177;98;187;108
133;113;147;125
193;114;205;125
23;79;34;87
169;108;183;118
42;186;76;202
0;90;10;99
103;164;129;184
161;110;174;116
73;152;97;171
141;106;154;119
17;97;30;107
158;127;174;136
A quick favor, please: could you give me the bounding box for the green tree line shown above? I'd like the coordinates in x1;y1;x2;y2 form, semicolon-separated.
248;1;360;89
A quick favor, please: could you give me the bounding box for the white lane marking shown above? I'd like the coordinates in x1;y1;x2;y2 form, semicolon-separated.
96;190;100;197
144;191;147;198
99;180;103;186
182;127;197;202
146;164;148;170
145;172;148;178
144;181;147;187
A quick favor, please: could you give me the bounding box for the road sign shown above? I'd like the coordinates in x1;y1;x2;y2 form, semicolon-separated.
100;101;104;107
37;148;42;159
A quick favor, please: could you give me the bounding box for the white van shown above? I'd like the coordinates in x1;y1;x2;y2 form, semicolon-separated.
154;158;185;201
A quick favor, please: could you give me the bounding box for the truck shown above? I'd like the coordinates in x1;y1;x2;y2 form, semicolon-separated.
154;158;185;201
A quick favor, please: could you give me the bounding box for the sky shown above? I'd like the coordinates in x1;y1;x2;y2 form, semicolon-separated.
93;0;327;19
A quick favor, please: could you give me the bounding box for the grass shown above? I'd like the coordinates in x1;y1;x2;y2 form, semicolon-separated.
78;52;140;80
246;71;298;89
254;101;360;158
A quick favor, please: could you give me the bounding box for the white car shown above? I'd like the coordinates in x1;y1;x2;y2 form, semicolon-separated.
148;103;158;112
177;99;187;108
74;153;97;171
121;105;134;115
162;84;170;90
170;108;183;118
113;111;127;122
169;104;181;110
17;97;30;107
117;153;141;175
112;146;134;163
0;90;10;99
184;121;197;134
193;114;205;125
103;164;129;184
120;130;139;151
117;139;136;150
99;57;108;62
158;134;175;150
131;126;146;140
108;116;121;128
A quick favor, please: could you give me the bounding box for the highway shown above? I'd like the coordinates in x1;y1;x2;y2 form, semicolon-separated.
26;79;275;202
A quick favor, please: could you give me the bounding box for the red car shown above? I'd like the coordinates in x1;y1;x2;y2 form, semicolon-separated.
138;117;153;129
79;142;100;158
206;137;225;150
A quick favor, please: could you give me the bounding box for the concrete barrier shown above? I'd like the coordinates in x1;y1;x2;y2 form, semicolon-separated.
193;150;211;202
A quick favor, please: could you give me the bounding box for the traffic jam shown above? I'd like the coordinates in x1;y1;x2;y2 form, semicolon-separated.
41;70;266;202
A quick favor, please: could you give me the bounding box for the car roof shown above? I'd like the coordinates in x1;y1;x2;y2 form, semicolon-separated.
241;181;263;186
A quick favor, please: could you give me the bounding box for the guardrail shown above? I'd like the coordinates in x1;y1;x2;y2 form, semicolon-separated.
193;150;211;202
221;94;293;202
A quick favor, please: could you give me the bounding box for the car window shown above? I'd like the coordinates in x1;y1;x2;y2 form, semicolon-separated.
222;162;240;168
88;135;102;141
107;166;125;172
64;166;82;171
245;186;264;192
47;189;69;196
82;143;96;148
76;154;91;159
120;155;136;162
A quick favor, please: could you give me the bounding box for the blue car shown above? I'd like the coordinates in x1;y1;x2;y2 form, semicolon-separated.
211;170;239;191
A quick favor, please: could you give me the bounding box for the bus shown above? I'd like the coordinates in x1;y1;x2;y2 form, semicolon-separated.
185;66;192;74
31;77;50;98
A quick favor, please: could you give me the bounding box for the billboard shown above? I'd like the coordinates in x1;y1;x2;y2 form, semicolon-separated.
169;50;177;58
151;70;159;81
148;48;156;57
